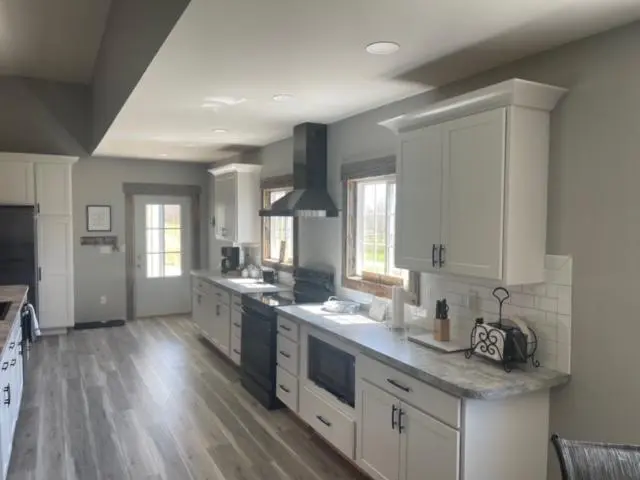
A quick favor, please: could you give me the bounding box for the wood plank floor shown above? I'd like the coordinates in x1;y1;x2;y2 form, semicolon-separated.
8;316;366;480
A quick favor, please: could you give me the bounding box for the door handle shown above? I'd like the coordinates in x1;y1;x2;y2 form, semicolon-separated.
439;244;445;267
216;304;220;316
279;384;290;393
1;363;8;371
398;408;405;433
8;342;15;350
386;378;412;393
38;267;42;281
279;350;291;359
432;244;437;268
3;385;10;406
316;415;332;427
9;359;16;367
391;404;398;430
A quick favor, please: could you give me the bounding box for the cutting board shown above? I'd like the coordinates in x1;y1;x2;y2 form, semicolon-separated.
408;332;468;353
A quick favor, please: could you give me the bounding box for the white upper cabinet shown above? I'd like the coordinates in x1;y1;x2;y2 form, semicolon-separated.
382;79;567;285
440;108;506;280
209;163;262;245
0;161;34;205
395;125;443;273
35;163;72;215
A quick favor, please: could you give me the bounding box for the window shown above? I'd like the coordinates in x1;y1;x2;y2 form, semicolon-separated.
145;204;183;278
262;188;294;266
345;175;409;295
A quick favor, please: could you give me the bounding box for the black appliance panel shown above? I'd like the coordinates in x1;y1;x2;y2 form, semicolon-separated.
308;336;355;407
0;206;36;307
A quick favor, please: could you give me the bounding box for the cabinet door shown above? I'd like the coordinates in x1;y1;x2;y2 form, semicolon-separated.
37;216;74;328
35;163;72;215
400;403;459;480
0;161;34;205
192;290;205;330
0;366;10;474
214;174;237;241
395;125;443;272
441;108;506;280
356;381;401;480
203;293;217;340
215;302;231;356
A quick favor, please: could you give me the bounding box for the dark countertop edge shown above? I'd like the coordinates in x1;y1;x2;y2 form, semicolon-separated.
190;270;291;294
276;308;571;400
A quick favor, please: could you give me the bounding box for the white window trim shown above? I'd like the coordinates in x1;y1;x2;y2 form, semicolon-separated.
262;187;294;266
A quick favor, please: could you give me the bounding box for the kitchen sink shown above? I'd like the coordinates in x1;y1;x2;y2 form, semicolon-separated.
0;301;11;321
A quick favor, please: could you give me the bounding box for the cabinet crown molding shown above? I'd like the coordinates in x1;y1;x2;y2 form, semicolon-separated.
208;163;262;176
0;152;78;164
379;78;567;133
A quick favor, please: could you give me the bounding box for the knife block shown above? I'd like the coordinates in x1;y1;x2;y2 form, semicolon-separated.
433;318;450;342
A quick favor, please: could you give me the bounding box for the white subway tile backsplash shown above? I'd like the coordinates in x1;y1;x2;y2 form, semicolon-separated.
509;292;535;308
557;286;572;315
418;254;573;374
535;296;557;313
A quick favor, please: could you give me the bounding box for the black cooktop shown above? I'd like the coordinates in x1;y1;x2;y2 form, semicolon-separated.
244;291;295;308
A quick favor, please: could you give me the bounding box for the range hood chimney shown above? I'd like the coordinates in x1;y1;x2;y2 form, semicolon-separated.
259;123;338;218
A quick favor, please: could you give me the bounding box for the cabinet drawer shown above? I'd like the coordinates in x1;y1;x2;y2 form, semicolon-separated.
231;294;242;311
194;278;212;294
231;308;242;339
230;345;241;366
230;333;241;359
300;386;355;460
276;366;298;412
277;316;299;342
212;286;230;305
357;354;460;429
277;334;298;376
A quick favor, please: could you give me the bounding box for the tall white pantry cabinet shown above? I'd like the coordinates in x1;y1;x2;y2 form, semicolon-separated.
382;79;567;285
0;153;76;332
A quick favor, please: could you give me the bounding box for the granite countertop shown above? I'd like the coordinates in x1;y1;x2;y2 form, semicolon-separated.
191;269;292;295
0;286;28;353
276;304;570;400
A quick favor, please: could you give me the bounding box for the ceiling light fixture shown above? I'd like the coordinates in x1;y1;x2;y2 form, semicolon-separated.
212;129;228;134
273;93;294;102
203;96;246;106
159;153;168;157
365;41;400;55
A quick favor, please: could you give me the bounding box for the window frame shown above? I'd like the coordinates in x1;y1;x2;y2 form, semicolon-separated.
341;157;420;302
144;203;184;279
261;174;296;272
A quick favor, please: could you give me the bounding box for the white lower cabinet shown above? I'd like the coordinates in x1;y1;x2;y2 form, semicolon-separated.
0;318;24;480
357;381;401;480
191;277;235;362
400;402;459;480
299;386;355;459
357;379;459;480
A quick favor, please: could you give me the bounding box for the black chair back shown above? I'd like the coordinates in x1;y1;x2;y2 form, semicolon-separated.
551;433;640;480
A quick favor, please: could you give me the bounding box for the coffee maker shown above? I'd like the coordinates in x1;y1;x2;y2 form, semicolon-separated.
220;246;240;274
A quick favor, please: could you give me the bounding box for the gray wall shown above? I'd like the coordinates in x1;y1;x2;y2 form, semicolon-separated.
255;21;640;478
73;156;209;323
0;77;89;155
91;0;190;149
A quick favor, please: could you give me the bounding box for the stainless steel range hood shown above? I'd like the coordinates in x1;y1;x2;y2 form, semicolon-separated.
259;123;339;218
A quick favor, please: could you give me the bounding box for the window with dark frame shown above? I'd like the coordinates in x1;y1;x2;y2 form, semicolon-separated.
262;187;294;267
341;156;419;301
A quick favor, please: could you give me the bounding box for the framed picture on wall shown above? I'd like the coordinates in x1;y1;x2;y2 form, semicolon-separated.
87;205;112;232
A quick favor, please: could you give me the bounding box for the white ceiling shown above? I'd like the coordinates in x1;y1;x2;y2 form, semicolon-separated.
0;0;111;83
95;0;640;162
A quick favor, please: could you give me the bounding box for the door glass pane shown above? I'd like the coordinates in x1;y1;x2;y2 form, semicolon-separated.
164;205;181;228
146;205;161;229
164;229;181;253
147;253;162;278
164;253;182;277
146;229;162;253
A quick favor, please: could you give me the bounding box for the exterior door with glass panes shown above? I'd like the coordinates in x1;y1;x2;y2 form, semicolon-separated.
134;195;192;317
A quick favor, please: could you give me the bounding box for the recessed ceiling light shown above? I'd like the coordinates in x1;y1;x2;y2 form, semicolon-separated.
273;93;294;102
212;129;228;134
365;41;400;55
159;153;168;157
203;96;246;106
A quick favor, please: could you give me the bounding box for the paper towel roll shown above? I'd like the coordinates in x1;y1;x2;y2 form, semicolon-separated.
391;286;405;329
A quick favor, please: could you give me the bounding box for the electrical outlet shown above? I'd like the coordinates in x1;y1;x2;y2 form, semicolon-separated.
100;296;107;305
